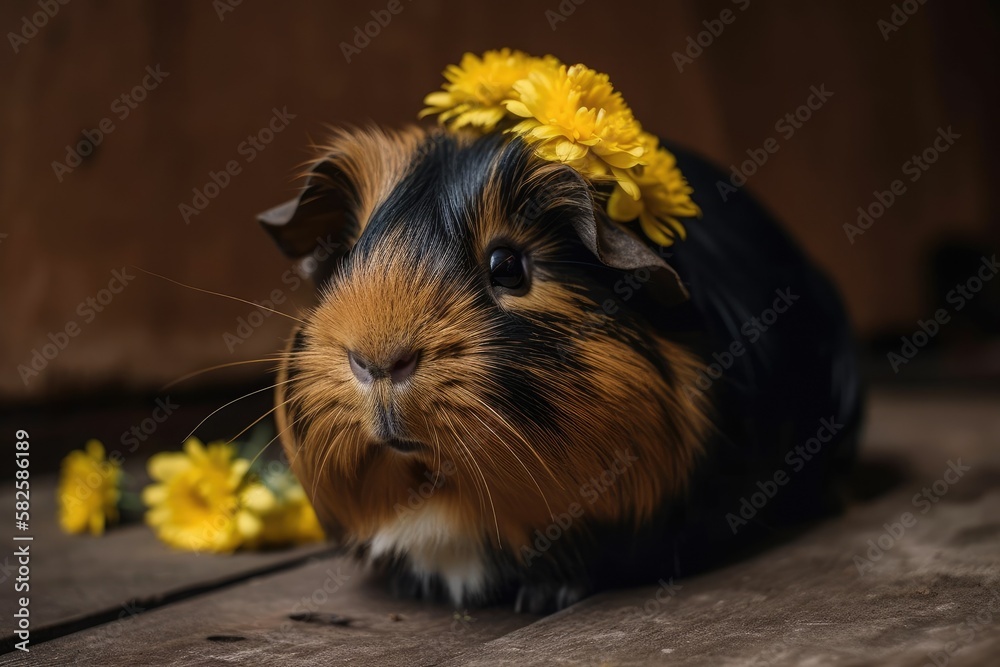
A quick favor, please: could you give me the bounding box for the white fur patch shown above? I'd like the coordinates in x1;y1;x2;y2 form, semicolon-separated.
368;502;488;605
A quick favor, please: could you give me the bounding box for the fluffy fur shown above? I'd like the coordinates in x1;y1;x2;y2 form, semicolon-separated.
264;126;860;612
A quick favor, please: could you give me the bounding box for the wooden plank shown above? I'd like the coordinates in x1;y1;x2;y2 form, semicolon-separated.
8;390;1000;665
443;390;1000;665
0;476;332;649
445;483;1000;666
17;555;536;666
861;389;1000;473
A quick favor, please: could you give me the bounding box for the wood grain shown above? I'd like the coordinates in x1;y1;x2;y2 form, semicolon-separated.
5;390;1000;665
14;556;536;666
2;0;998;399
0;477;333;650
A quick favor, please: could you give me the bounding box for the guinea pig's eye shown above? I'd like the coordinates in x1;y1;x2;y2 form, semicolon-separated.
488;246;528;294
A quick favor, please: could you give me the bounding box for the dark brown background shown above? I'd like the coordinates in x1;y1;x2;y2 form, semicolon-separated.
2;0;998;402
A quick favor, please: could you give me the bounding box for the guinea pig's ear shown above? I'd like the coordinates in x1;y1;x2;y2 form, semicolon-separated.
257;159;353;282
566;179;690;306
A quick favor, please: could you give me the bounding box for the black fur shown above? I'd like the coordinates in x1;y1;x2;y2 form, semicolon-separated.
489;138;862;607
261;131;861;612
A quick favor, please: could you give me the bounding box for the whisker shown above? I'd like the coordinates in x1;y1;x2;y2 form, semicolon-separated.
286;410;318;472
440;413;483;515
131;265;306;324
465;409;554;521
428;409;465;509
226;398;291;448
421;412;443;489
459;437;501;548
288;404;350;506
311;440;334;508
286;399;340;473
309;408;351;506
443;412;501;547
161;357;287;390
454;416;507;543
183;379;294;443
458;388;567;493
248;410;303;475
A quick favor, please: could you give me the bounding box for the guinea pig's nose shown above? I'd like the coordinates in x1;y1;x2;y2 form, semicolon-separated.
347;349;418;385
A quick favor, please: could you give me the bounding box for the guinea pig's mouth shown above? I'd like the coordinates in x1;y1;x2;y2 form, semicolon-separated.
382;438;426;454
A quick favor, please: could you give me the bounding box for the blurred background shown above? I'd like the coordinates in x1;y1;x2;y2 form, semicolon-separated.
2;0;998;474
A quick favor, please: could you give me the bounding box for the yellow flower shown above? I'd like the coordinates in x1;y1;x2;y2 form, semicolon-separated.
419;50;701;247
503;63;646;198
142;438;256;553
58;440;121;535
240;475;325;548
262;486;325;547
607;133;701;246
421;49;560;132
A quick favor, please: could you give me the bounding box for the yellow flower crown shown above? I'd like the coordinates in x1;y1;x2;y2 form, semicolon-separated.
420;49;700;246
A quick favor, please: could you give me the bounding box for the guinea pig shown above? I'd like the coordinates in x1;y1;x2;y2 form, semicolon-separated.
257;125;862;613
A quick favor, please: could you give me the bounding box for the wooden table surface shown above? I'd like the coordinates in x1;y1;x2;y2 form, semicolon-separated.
2;389;999;666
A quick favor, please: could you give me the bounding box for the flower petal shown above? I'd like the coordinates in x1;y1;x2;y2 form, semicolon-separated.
502;99;532;118
147;452;190;482
607;185;644;222
612;168;641;200
142;484;169;507
640;213;677;247
84;439;105;460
